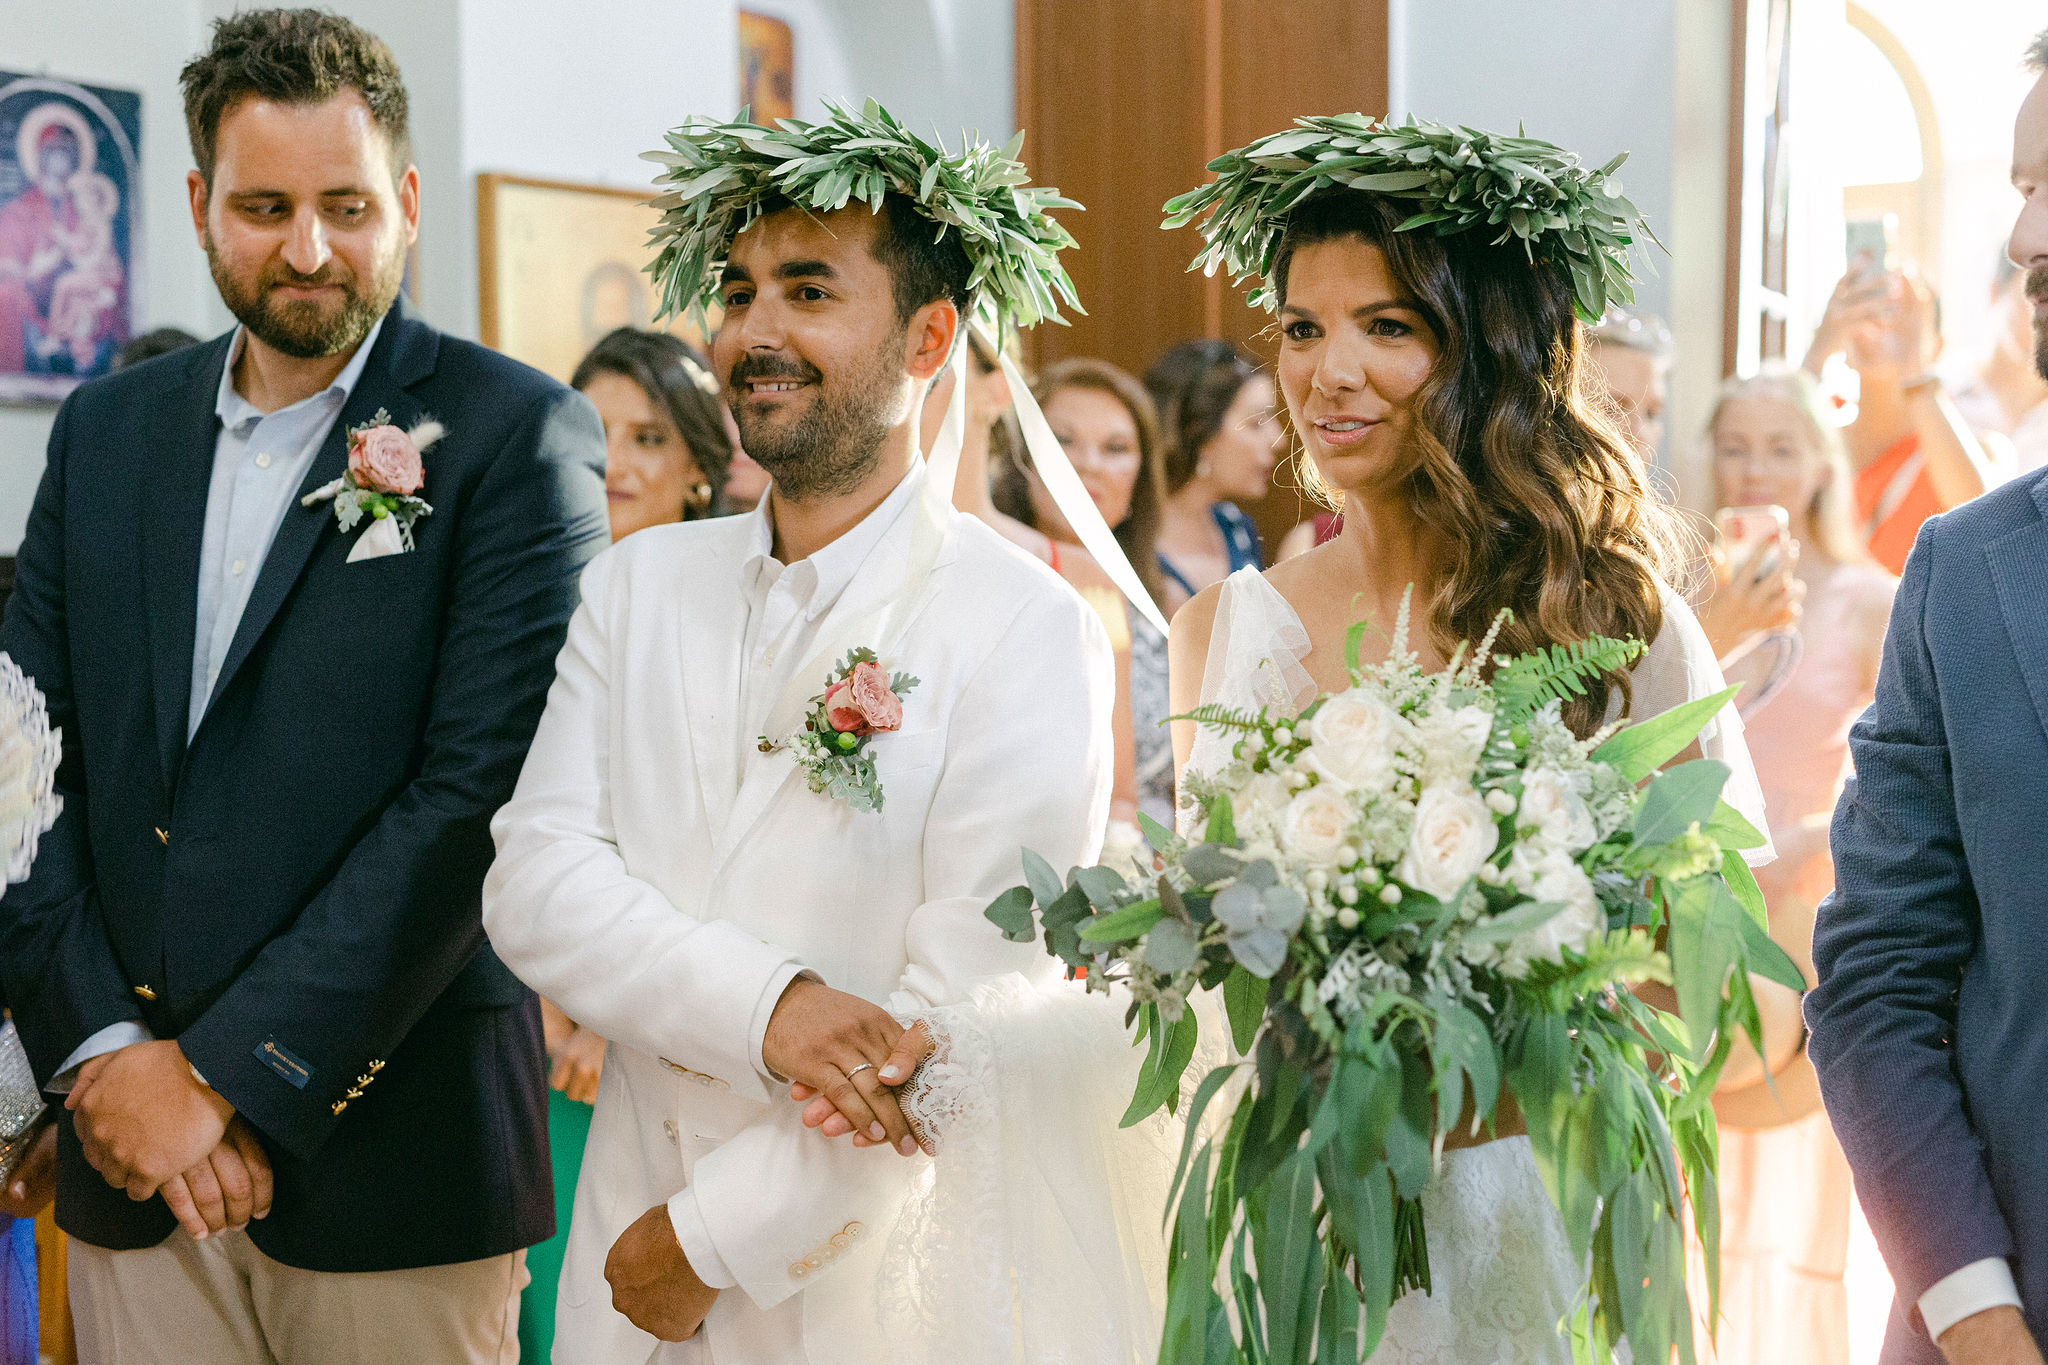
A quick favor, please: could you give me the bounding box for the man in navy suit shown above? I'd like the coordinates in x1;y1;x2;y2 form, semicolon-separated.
1809;28;2048;1365
0;11;608;1360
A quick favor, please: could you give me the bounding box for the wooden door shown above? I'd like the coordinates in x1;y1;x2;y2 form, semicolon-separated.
1015;0;1390;550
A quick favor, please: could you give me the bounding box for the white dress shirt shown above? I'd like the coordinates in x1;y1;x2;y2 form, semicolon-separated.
666;466;927;1289
1920;1257;2024;1342
49;320;383;1090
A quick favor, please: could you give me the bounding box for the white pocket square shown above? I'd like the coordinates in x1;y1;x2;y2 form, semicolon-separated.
347;515;408;563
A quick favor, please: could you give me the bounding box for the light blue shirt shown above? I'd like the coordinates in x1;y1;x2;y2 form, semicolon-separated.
188;317;383;737
49;320;383;1092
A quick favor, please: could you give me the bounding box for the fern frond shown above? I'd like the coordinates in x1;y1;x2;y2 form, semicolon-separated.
1491;635;1646;725
1169;702;1268;732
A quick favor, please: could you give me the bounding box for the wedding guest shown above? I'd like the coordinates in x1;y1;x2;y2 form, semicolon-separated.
113;326;201;372
1697;369;1896;1365
1587;305;1673;461
1803;262;1996;574
573;327;733;540
990;358;1172;825
1146;339;1282;614
1807;31;2048;1364
1950;249;2048;476
0;12;608;1362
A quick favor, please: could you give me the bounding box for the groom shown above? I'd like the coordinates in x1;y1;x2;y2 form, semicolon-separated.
482;113;1113;1361
1808;28;2048;1365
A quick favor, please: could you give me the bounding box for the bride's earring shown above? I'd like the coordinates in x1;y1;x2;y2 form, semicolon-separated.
685;480;713;512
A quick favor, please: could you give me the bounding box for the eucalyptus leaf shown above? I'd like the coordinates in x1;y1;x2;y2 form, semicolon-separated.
983;885;1036;942
1145;918;1202;975
1632;759;1730;847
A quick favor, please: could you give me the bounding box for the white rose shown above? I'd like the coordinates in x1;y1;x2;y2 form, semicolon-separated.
1231;770;1295;831
1502;850;1605;976
1305;689;1409;791
1280;784;1355;866
1395;783;1500;901
1415;702;1494;788
1519;767;1598;851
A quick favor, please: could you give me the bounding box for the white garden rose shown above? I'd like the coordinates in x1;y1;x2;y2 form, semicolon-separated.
1395;782;1500;901
1501;848;1605;977
1280;784;1355;866
1518;766;1598;851
1231;770;1295;835
1414;702;1494;788
1305;689;1409;791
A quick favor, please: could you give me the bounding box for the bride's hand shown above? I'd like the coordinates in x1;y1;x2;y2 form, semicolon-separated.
789;1022;936;1154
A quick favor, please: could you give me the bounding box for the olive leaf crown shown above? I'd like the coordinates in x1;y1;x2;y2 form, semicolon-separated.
642;98;1083;335
1163;114;1662;323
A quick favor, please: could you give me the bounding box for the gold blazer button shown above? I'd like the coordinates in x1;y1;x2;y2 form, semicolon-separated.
132;985;156;1001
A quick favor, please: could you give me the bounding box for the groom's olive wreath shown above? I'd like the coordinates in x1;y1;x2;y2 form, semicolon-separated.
643;98;1083;336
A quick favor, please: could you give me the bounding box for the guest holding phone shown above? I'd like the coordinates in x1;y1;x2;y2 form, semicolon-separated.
1697;368;1897;1365
1804;233;1997;573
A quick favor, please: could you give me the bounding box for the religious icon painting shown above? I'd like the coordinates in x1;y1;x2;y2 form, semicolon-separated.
0;72;141;404
738;11;795;123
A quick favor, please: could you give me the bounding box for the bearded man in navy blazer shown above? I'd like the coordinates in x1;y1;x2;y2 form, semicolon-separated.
1808;28;2048;1365
0;11;608;1361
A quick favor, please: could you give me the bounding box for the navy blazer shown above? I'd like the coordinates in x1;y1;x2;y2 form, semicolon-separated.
1809;468;2048;1362
0;299;610;1270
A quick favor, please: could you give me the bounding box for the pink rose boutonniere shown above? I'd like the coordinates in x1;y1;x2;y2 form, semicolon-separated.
766;649;920;813
301;408;441;560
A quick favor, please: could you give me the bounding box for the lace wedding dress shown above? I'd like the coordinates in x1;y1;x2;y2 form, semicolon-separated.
1182;568;1773;1364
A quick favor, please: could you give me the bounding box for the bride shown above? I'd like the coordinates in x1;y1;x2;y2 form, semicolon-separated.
1167;147;1772;1360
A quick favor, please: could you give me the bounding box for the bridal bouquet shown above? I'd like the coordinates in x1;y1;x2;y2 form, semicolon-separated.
984;607;1801;1365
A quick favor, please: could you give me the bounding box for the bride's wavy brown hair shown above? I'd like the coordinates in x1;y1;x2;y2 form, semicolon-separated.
1273;190;1690;734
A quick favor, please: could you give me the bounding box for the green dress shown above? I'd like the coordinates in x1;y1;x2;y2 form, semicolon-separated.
518;1089;594;1361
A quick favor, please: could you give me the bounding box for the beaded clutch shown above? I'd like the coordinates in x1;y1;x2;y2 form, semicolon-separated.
0;1020;47;1185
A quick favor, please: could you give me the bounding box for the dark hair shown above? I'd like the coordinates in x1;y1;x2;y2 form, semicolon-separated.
114;327;202;372
1272;190;1687;734
572;328;735;521
2029;27;2048;71
994;357;1169;605
181;9;412;187
754;192;974;327
1144;340;1263;494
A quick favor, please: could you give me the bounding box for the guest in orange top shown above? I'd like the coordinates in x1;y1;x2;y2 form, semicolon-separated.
1802;263;1997;573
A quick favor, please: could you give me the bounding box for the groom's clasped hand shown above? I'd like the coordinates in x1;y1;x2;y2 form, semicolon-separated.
764;979;935;1157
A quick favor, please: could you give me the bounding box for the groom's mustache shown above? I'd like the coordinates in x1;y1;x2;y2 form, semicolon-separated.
730;355;825;389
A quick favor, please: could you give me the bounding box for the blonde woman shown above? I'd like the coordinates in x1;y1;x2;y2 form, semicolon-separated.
1702;367;1898;1365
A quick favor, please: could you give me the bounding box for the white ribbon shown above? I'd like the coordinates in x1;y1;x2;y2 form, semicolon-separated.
920;323;1169;638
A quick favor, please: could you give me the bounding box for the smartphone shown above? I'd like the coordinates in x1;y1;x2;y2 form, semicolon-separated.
1716;504;1791;580
1845;215;1897;282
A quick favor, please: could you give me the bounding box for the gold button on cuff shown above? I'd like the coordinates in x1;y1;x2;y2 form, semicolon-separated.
368;1059;385;1072
331;1100;347;1115
132;985;156;1001
154;827;168;845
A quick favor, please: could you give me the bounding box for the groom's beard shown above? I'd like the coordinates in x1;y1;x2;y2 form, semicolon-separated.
2031;265;2048;381
731;339;904;502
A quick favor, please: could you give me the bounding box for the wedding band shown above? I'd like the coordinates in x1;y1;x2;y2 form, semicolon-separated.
845;1063;876;1078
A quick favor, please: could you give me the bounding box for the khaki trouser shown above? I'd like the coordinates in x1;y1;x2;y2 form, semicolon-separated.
67;1228;525;1365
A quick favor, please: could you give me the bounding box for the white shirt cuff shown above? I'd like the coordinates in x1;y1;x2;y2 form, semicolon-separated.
1920;1257;2023;1342
47;1021;154;1093
749;963;815;1083
667;1184;738;1290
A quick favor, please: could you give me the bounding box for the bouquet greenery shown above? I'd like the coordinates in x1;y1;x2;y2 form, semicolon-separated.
985;604;1802;1364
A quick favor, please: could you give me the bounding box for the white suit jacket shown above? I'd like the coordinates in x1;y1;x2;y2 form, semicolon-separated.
483;493;1113;1363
